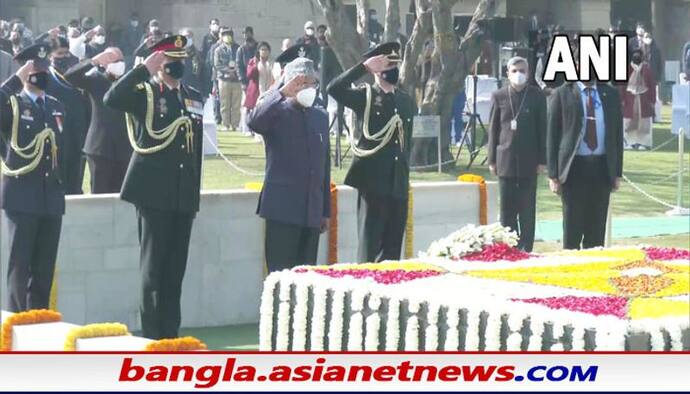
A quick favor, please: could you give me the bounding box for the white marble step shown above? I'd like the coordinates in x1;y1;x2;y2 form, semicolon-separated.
12;322;80;351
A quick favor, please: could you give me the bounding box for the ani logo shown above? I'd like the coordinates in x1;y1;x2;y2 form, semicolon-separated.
37;47;47;59
298;46;306;58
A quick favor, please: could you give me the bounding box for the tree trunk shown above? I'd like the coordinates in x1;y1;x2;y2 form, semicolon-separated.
316;0;368;70
410;0;497;169
399;0;432;95
383;0;401;43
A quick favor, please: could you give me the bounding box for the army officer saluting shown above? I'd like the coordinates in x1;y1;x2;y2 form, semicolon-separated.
327;42;417;263
0;43;66;312
104;35;203;340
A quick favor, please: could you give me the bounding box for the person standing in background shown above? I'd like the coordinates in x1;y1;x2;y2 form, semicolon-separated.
487;57;546;252
45;37;89;195
215;27;241;131
621;49;656;150
64;47;132;194
245;41;274;109
122;13;144;69
237;26;257;133
86;25;107;58
295;21;320;68
547;57;624;250
201;18;220;98
180;28;203;93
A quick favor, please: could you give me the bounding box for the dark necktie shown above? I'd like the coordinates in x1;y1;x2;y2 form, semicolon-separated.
35;96;45;112
585;87;598;152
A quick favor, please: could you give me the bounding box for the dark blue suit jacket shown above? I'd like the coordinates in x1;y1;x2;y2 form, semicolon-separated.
248;89;331;229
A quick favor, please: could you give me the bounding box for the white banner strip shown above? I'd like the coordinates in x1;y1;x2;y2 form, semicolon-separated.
0;352;688;391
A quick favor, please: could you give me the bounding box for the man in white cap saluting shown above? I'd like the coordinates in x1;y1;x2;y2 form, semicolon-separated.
248;49;330;273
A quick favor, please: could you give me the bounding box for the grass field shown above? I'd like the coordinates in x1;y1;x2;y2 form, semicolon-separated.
194;105;689;220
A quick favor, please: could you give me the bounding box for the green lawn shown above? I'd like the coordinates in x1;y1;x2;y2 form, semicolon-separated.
82;105;689;221
196;105;689;220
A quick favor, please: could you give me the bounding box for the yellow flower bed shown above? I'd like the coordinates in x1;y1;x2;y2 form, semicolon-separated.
64;323;130;351
629;298;690;320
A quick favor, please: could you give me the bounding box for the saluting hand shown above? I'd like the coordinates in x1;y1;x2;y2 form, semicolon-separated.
143;50;166;75
15;60;34;85
364;54;396;74
92;50;119;67
279;74;313;98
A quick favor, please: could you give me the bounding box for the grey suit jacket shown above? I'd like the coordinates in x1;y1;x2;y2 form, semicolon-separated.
546;83;624;184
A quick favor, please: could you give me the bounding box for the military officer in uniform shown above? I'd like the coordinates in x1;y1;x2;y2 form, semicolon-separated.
0;43;66;312
327;42;416;262
104;35;203;339
45;37;89;194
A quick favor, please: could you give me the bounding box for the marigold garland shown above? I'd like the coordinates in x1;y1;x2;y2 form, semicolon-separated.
328;182;338;264
458;174;487;225
405;187;414;258
64;323;130;351
144;336;208;352
1;309;62;351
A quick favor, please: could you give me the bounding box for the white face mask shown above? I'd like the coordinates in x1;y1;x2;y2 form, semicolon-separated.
93;35;105;45
185;37;193;48
130;20;139;28
210;24;219;33
305;28;314;36
508;71;527;87
636;27;645;36
106;61;126;78
296;87;317;107
643;37;652;45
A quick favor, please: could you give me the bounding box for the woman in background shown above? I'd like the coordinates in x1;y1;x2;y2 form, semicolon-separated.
245;41;274;141
620;48;656;150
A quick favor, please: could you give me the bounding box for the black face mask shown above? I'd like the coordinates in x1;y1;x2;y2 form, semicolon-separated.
53;55;78;73
164;61;185;80
28;71;49;90
381;67;399;85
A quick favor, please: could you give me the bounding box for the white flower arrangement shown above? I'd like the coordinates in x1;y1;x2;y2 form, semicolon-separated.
421;223;519;260
258;244;688;352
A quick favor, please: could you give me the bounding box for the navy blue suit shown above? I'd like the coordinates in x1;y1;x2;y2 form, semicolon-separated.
248;88;330;272
0;75;65;312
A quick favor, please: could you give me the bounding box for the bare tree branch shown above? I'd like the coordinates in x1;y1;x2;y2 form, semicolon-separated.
318;0;368;70
383;0;401;43
356;0;370;42
399;0;432;94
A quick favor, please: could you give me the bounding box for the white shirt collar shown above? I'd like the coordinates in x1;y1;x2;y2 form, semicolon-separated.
153;76;180;91
23;88;45;103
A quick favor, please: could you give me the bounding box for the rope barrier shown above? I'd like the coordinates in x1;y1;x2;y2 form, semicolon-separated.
202;130;265;177
621;174;683;209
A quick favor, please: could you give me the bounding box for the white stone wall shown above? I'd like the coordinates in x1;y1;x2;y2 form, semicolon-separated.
0;181;496;330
